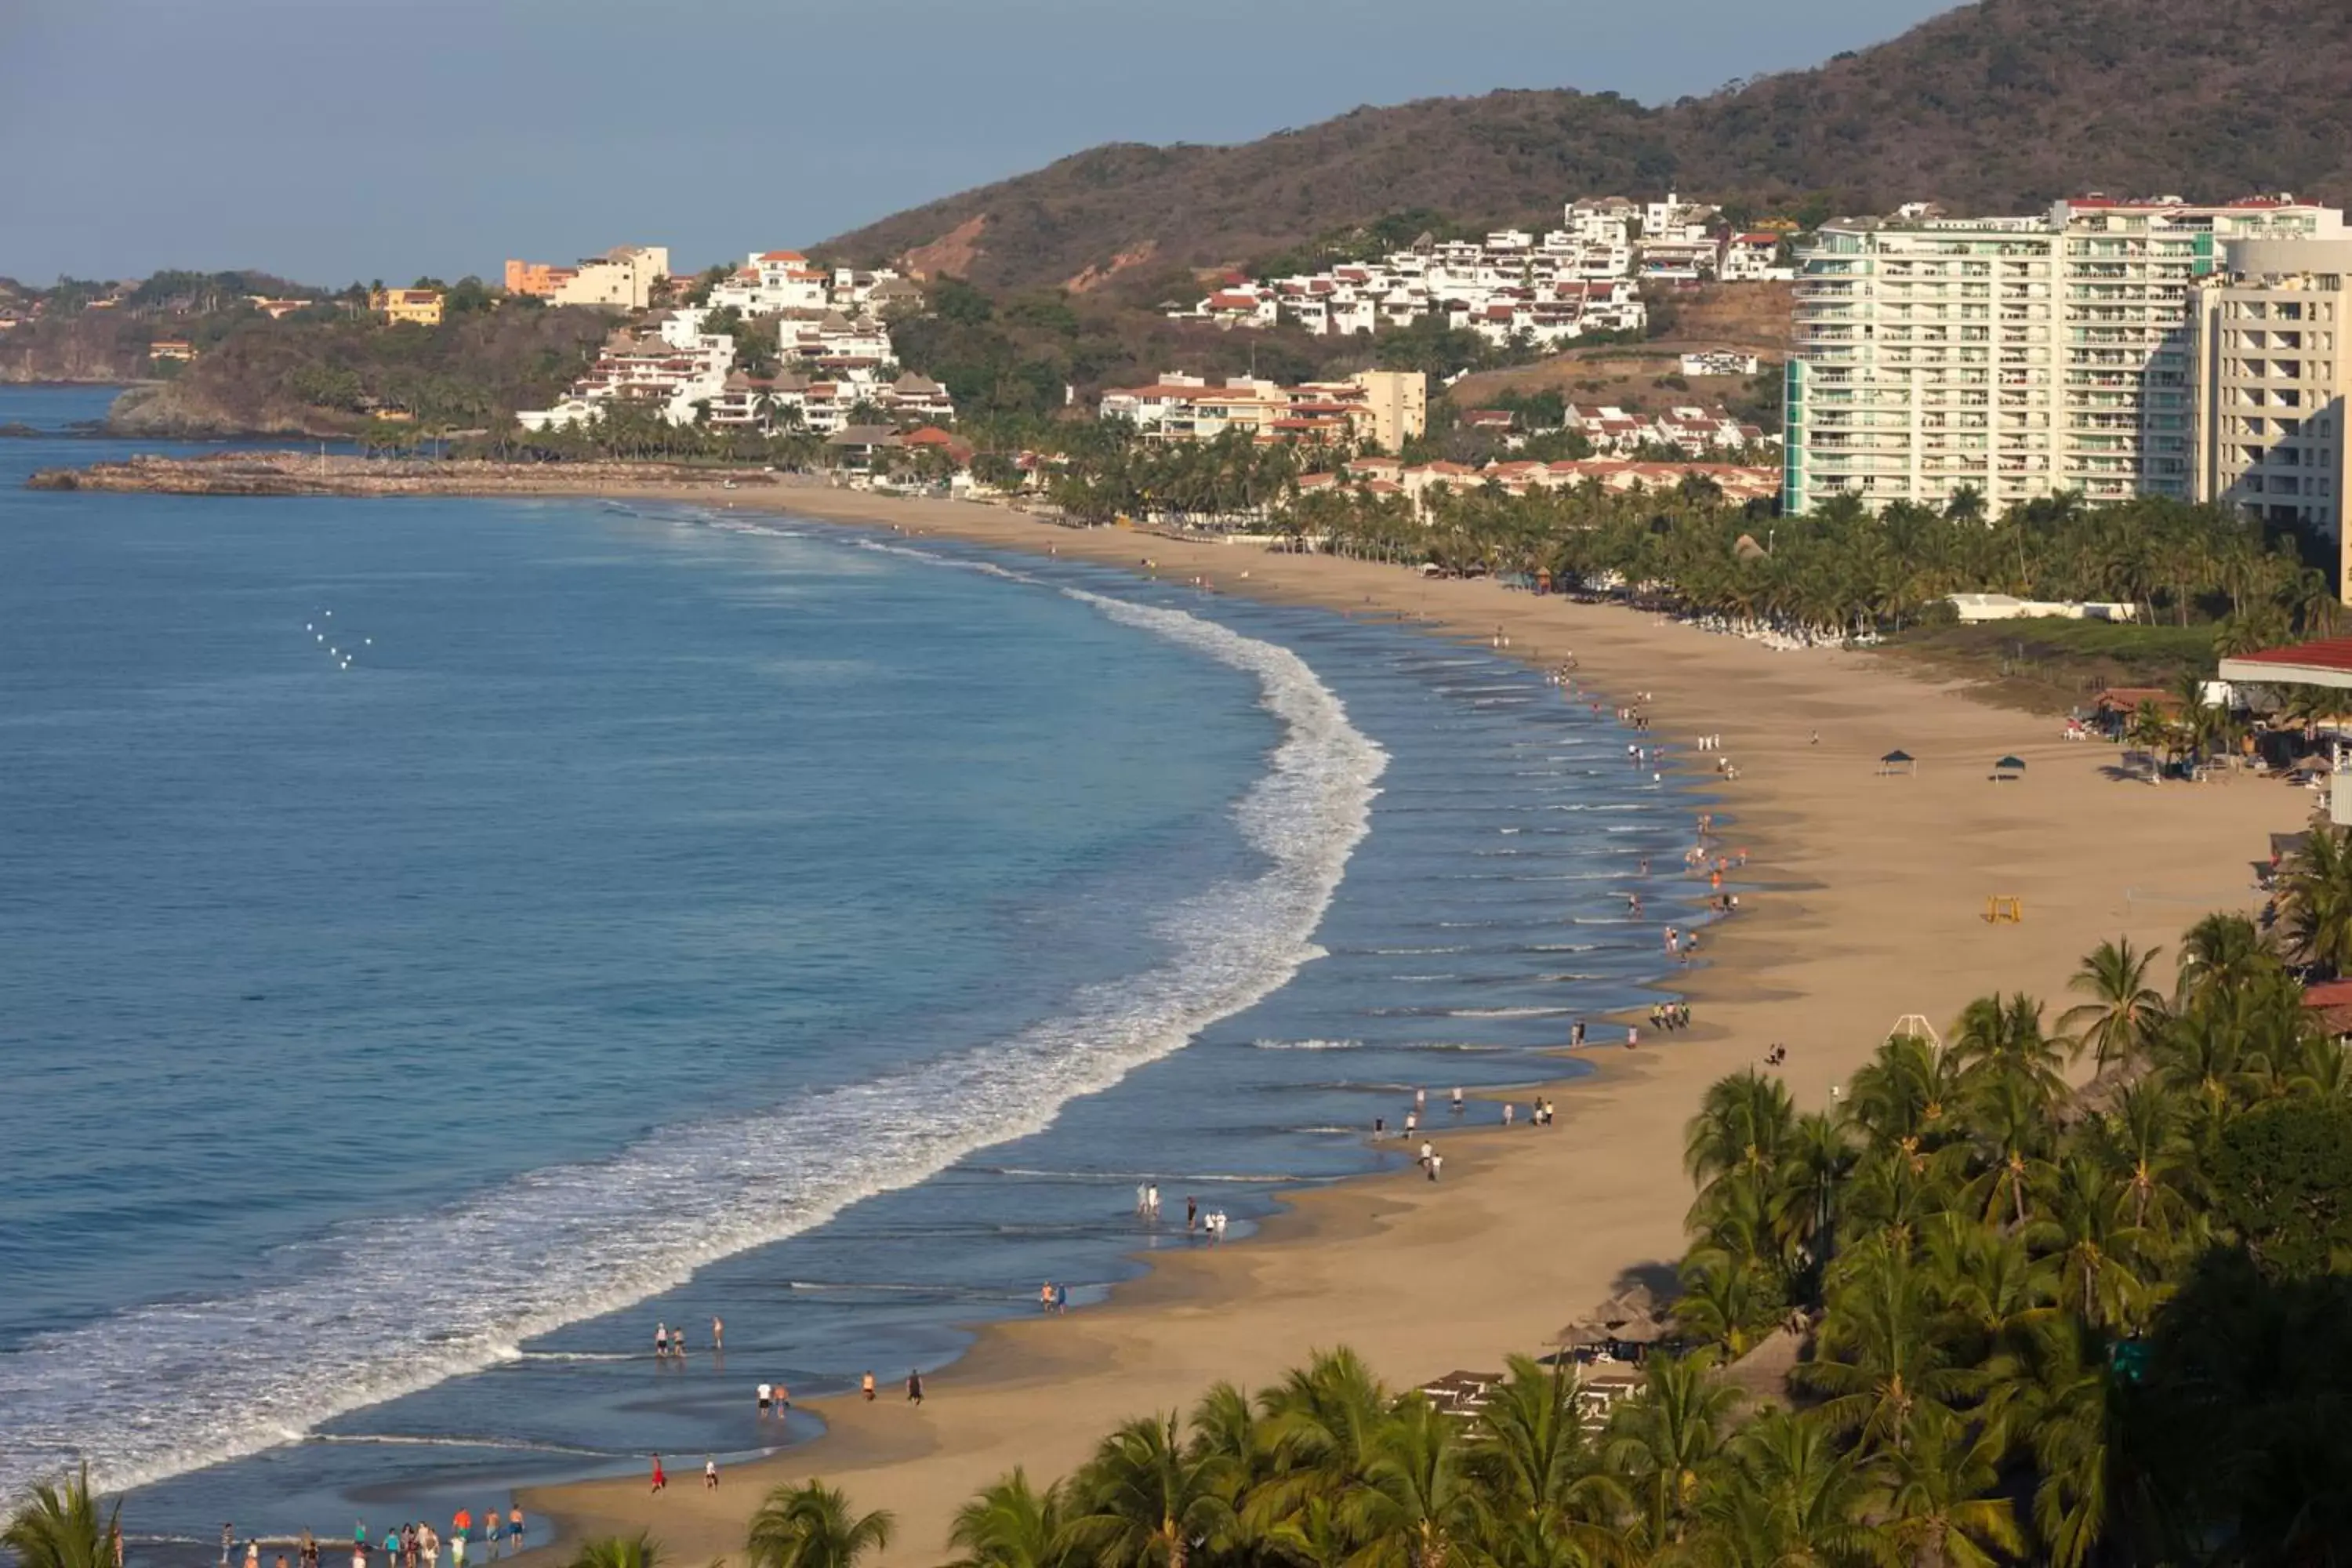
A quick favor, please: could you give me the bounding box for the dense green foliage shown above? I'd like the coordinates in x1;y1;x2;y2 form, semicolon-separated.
1286;483;2341;646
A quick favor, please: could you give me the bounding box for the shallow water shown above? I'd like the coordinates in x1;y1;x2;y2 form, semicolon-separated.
0;387;1706;1555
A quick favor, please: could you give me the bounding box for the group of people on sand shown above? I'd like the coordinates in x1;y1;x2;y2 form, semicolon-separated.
339;1511;522;1568
1648;1001;1692;1033
1764;1043;1791;1067
853;1369;927;1404
1038;1280;1069;1313
645;1454;723;1493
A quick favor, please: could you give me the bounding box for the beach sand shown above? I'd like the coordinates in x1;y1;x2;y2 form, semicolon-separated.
520;485;2310;1564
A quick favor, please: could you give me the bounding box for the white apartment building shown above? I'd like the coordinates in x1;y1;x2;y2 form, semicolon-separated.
1784;197;2346;517
2190;237;2352;565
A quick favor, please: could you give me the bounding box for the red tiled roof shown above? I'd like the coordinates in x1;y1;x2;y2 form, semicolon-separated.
2223;637;2352;674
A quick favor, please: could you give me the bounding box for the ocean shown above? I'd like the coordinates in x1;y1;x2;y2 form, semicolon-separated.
0;386;1700;1555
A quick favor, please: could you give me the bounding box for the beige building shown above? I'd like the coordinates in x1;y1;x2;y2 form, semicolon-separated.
1786;198;2343;516
1348;368;1428;452
507;246;670;310
370;287;445;327
2190;238;2352;576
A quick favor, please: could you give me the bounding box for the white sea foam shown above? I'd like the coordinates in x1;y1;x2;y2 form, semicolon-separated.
1248;1036;1366;1051
0;543;1387;1506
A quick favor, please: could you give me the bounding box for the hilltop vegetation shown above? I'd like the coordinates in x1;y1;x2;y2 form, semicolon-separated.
109;304;612;437
823;0;2352;290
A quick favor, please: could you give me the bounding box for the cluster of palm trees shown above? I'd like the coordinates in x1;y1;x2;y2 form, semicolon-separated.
1278;481;2337;650
1041;428;1312;528
1668;873;2352;1566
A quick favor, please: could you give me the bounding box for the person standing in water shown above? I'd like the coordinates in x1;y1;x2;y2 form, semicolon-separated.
710;1316;724;1355
907;1368;924;1405
653;1323;668;1359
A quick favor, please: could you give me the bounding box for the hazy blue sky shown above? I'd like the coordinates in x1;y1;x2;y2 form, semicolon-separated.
1;0;1955;286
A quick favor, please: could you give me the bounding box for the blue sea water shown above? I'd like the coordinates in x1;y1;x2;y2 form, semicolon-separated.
0;386;1705;1555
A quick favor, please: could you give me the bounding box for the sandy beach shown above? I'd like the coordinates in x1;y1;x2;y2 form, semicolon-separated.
445;483;2310;1563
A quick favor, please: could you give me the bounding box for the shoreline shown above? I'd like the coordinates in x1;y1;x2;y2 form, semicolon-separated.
29;460;2310;1564
506;482;2310;1566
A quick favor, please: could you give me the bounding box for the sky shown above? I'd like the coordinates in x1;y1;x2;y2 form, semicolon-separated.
0;0;1958;287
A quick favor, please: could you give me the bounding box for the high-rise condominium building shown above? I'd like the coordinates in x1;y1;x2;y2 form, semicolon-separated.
1784;198;2344;517
2190;239;2352;579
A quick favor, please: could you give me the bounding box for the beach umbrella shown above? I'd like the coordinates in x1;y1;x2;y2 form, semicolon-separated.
1552;1321;1612;1348
1610;1316;1670;1345
1992;755;2027;780
1878;749;1916;775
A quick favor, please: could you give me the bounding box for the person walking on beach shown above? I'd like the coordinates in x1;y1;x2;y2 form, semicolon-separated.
649;1454;666;1493
776;1381;791;1412
704;1456;719;1490
1503;1102;1515;1127
1429;1152;1444;1182
1571;1019;1585;1047
223;1526;235;1568
757;1380;772;1414
1134;1182;1148;1216
249;1539;262;1568
1054;1282;1068;1314
1403;1109;1417;1137
653;1322;668;1359
1185;1195;1198;1232
506;1512;523;1555
1450;1086;1464;1113
711;1316;724;1355
907;1369;924;1405
450;1532;465;1568
1145;1184;1160;1221
861;1370;877;1401
1040;1282;1054;1312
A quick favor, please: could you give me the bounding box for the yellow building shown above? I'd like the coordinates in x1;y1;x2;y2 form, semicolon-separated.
1346;368;1428;452
371;287;445;327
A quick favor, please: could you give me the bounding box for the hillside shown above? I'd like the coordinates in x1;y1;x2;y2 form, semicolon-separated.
108;307;612;437
822;0;2352;291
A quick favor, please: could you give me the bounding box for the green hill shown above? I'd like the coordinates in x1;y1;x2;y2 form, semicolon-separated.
821;0;2352;292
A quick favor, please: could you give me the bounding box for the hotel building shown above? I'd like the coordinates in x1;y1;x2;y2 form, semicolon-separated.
1784;198;2345;516
2190;238;2352;579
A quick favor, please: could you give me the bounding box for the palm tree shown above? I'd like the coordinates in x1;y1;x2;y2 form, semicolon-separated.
1601;1349;1740;1552
746;1481;895;1568
1688;1407;1894;1568
1064;1414;1237;1568
2;1465;118;1568
2085;1079;2192;1236
2173;912;2270;1007
1950;993;2067;1109
948;1471;1067;1568
1675;1252;1780;1357
2056;937;2168;1073
1464;1355;1619;1533
1770;1109;1859;1287
1798;1237;1982;1453
1685;1069;1798;1196
1251;1348;1388;1518
568;1538;659;1568
1334;1397;1489;1568
2024;1156;2151;1330
1873;1404;2025;1568
2281;826;2352;977
2002;1324;2114;1568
